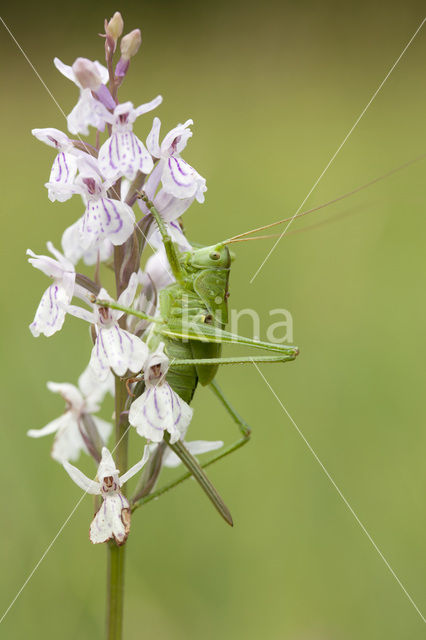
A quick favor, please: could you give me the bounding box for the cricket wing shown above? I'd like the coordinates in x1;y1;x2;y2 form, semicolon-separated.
193;269;229;325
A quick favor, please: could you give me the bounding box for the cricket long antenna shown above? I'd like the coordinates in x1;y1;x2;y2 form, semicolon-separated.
223;153;426;243
228;203;372;242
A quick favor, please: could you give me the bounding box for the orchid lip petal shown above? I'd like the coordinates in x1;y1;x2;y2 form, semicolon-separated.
129;345;193;442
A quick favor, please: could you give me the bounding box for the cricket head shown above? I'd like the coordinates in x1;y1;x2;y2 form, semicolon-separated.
188;243;232;270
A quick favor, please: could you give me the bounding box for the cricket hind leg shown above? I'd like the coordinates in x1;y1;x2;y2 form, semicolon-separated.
210;379;251;439
132;381;252;516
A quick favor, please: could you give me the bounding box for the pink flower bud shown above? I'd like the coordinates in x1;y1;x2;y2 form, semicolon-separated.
106;11;124;43
120;29;142;61
72;58;102;90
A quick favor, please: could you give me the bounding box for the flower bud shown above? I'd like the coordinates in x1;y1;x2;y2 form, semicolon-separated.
72;58;102;90
106;11;124;43
120;29;142;61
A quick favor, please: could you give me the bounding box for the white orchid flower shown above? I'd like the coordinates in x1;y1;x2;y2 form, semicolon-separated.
63;446;150;545
129;343;193;444
61;217;114;266
66;273;148;380
27;364;113;462
145;117;207;203
31;128;82;202
78;363;115;405
54;57;111;135
27;242;80;337
49;155;135;252
98;97;162;181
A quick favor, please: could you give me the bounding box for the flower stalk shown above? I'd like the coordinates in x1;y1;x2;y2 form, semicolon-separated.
106;541;126;640
105;246;134;639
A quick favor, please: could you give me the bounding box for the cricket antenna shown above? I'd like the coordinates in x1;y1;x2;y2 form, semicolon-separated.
223;153;426;244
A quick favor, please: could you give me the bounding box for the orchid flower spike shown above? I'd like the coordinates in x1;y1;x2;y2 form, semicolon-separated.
31;128;83;203
27;364;113;463
145;117;207;203
66;273;148;380
129;343;193;443
27;242;80;337
63;446;150;545
54;57;112;135
98;97;162;181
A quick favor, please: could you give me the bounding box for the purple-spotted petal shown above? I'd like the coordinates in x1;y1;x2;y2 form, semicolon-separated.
129;383;193;443
62;218;114;266
49;152;78;189
30;282;71;337
79;197;135;250
90;326;148;380
162;156;206;202
90;493;130;544
98;131;154;181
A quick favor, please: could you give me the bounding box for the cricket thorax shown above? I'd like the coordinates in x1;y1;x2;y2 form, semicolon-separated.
160;286;215;324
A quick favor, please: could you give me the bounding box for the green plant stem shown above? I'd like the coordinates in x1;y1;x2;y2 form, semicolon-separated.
106;244;131;640
106;541;126;640
106;375;129;640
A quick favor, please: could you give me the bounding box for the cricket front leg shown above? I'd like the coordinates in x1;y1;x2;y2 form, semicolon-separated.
137;191;185;284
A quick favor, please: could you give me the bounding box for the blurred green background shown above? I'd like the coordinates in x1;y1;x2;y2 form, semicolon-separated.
1;1;426;638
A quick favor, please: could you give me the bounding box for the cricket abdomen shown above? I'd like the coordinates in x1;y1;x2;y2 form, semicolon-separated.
164;336;198;404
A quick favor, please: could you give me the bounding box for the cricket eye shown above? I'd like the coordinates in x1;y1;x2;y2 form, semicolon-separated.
210;252;220;260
